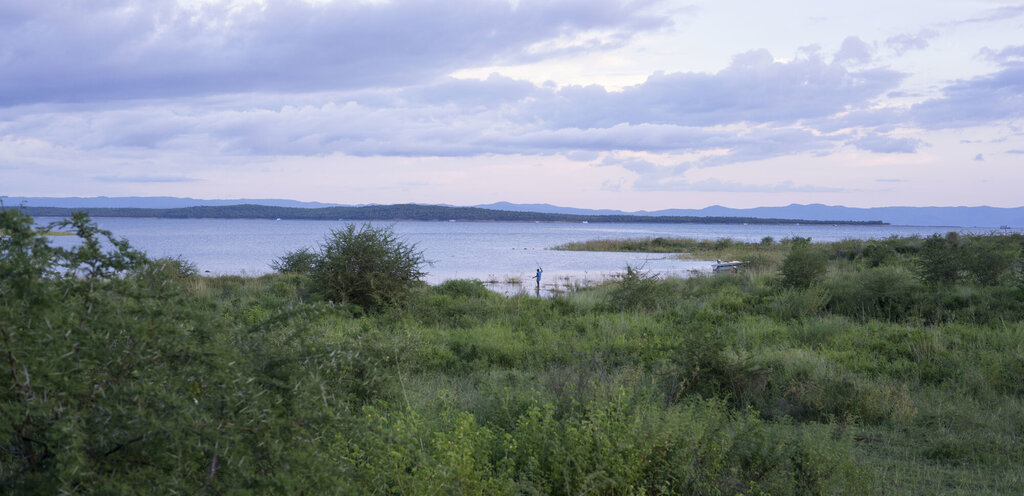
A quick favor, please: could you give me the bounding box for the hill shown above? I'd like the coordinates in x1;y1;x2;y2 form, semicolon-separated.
8;203;883;225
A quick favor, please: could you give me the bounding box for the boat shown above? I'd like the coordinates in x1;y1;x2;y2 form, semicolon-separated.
712;260;743;273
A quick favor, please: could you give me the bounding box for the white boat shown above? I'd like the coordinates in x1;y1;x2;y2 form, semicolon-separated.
712;260;743;273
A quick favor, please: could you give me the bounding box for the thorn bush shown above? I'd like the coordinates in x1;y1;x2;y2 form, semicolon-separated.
276;223;426;311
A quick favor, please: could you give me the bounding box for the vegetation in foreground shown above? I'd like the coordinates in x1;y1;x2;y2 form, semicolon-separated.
2;211;1023;494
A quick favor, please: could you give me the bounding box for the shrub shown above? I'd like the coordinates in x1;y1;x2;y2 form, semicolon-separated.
271;246;317;274
435;278;493;299
963;235;1020;285
825;265;921;321
780;238;827;288
292;223;426;310
861;242;895;267
145;255;199;279
917;233;963;286
606;264;669;311
1;212;353;492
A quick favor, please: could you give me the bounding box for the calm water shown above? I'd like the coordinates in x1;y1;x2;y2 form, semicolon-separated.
38;217;998;294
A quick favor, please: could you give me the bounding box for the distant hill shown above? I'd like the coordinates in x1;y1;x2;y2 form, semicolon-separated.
8;203;881;226
476;202;1024;227
8;196;1019;226
0;196;340;209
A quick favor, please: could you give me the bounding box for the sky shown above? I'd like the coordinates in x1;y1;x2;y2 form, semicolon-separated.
1;0;1023;210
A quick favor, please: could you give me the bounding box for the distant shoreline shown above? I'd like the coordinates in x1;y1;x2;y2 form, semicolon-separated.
9;203;887;226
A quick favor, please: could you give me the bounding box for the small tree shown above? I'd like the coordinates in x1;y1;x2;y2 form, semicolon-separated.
963;235;1019;286
917;233;963;286
781;238;827;288
271;246;317;274
278;224;426;310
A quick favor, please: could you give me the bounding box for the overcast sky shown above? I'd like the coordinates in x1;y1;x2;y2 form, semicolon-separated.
2;0;1023;209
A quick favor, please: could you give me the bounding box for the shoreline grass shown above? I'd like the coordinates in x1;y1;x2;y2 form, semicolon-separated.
0;229;73;236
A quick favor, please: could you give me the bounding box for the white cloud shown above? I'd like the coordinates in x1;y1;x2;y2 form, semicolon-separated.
0;0;667;106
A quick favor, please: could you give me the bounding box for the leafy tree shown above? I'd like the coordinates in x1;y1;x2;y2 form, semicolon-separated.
963;235;1020;286
270;246;317;274
278;223;426;310
917;233;963;286
1;212;350;493
607;264;668;311
781;238;827;288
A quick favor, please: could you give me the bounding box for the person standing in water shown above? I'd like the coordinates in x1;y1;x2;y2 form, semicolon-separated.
534;267;543;289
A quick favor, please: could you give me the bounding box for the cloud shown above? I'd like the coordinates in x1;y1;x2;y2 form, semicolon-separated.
635;177;847;193
0;0;668;106
908;65;1024;129
953;5;1024;25
973;153;984;161
850;133;923;153
527;48;902;128
94;175;199;183
1007;149;1024;154
1;45;897;165
834;36;873;65
885;30;937;56
978;45;1024;66
593;154;848;192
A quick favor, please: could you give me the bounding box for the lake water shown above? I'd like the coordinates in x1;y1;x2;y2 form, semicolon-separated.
37;217;999;295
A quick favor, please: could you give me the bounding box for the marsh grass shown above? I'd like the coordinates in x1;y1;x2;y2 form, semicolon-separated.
553;235;793;262
0;228;73;236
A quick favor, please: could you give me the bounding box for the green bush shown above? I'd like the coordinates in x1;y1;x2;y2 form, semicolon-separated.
963;235;1020;285
862;242;896;267
825;265;922;321
280;223;426;310
145;255;199;279
780;238;827;288
605;264;670;311
0;211;364;492
435;278;493;299
917;233;964;285
270;246;317;274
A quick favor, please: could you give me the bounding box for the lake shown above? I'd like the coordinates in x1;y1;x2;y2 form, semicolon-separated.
37;217;998;295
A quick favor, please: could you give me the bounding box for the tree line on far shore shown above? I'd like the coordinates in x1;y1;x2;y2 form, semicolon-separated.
7;203;886;225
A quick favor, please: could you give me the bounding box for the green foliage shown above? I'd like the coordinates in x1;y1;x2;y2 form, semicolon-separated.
825;265;922;321
435;279;493;299
862;241;897;267
146;255;200;279
781;238;827;288
0;212;354;493
270;246;316;274
917;233;964;285
605;264;669;311
5;214;1024;494
963;235;1020;285
283;223;426;311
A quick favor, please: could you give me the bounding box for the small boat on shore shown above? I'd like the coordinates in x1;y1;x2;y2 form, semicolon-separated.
713;260;743;273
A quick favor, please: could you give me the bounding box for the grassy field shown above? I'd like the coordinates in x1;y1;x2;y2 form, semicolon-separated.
4;213;1024;493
